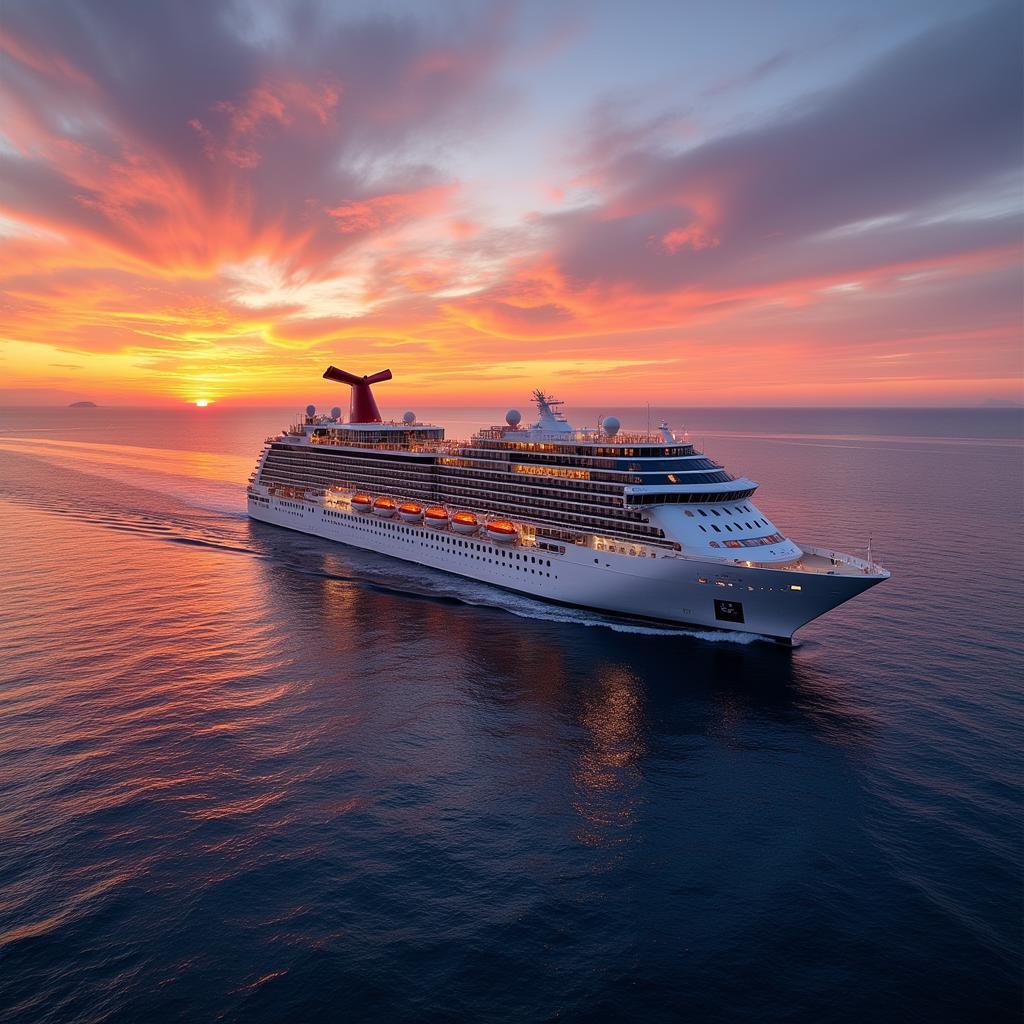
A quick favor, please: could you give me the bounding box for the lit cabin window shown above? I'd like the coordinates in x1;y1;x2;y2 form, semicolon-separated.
790;585;802;591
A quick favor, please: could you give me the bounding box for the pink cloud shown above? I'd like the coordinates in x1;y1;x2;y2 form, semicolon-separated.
191;78;342;168
661;225;720;254
0;1;1019;407
326;185;452;234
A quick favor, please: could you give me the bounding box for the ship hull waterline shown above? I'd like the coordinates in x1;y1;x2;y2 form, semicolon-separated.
248;496;883;643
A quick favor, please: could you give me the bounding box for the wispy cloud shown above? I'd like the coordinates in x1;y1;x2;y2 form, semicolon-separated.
0;0;1020;405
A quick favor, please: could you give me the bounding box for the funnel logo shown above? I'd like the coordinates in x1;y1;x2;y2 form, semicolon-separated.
714;599;745;624
322;366;392;423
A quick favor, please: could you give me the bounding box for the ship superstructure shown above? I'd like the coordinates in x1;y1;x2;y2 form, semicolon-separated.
246;367;889;641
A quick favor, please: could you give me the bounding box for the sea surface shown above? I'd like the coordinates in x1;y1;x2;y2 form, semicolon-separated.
0;405;1020;1023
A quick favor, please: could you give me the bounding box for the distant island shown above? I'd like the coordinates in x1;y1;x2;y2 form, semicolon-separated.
69;400;98;407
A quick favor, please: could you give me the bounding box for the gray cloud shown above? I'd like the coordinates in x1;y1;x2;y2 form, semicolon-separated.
0;0;513;274
545;2;1023;294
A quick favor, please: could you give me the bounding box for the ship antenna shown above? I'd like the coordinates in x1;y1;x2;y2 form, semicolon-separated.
322;365;393;423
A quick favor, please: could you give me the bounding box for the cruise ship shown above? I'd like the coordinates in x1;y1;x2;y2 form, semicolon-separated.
246;366;889;642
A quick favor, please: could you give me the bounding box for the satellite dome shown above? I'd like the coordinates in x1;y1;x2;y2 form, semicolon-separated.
505;409;522;427
330;406;342;420
305;404;316;417
601;415;621;437
403;411;416;425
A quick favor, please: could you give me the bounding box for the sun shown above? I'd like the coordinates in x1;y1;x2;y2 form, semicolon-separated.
193;399;210;407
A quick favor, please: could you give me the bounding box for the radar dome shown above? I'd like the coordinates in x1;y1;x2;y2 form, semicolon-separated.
505;409;522;427
403;411;416;425
330;406;342;420
601;415;621;437
305;404;316;417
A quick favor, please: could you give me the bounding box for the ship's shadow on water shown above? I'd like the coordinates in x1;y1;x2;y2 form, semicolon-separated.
246;517;876;750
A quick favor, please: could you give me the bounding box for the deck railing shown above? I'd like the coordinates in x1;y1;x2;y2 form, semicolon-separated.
799;543;886;574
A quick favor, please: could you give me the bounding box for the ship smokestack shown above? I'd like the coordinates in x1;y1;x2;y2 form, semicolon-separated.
322;366;392;423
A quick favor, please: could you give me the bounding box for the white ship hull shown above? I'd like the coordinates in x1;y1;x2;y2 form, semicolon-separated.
248;493;883;642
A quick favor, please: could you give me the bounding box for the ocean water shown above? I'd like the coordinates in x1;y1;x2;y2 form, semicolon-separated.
0;405;1020;1023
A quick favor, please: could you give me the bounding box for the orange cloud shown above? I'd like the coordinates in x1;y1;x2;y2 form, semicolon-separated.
191;78;341;168
326;185;453;234
0;2;1020;410
661;224;720;253
0;27;92;88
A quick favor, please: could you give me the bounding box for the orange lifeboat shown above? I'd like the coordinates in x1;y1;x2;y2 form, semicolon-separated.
398;501;423;522
451;511;480;535
351;493;373;513
424;506;449;528
373;496;398;517
485;519;517;543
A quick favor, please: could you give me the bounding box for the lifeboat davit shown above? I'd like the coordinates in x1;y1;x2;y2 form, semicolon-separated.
373;496;398;517
451;511;480;535
398;501;423;522
424;506;449;528
485;519;517;543
352;493;373;512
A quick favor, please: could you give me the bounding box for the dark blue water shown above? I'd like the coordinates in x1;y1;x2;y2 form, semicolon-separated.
0;406;1020;1022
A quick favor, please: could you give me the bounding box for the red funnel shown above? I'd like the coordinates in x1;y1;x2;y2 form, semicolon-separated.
322;366;392;423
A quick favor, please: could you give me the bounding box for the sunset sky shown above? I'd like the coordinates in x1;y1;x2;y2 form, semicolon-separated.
1;0;1021;408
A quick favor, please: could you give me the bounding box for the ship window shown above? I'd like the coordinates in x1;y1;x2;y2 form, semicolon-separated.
699;526;706;533
685;510;694;517
712;525;721;533
725;525;732;532
711;509;720;516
